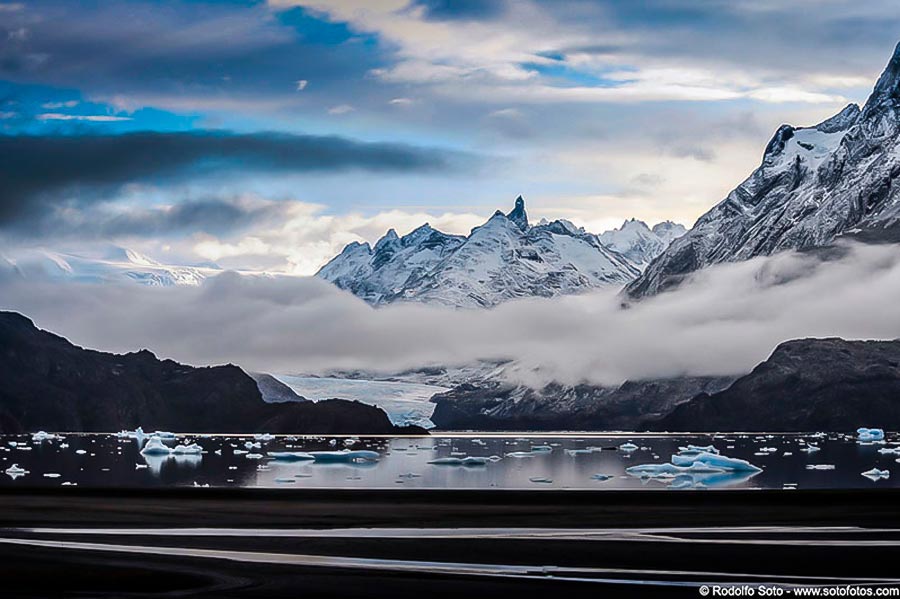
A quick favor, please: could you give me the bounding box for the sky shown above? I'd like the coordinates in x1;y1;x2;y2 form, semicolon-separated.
2;0;900;275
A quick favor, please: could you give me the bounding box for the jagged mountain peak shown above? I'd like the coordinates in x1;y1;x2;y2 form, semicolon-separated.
507;195;529;231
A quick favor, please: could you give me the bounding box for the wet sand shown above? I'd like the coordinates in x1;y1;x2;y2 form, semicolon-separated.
0;488;899;597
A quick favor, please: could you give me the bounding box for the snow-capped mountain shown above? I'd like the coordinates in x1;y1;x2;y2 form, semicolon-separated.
1;246;213;287
317;196;651;308
598;219;686;271
627;41;900;298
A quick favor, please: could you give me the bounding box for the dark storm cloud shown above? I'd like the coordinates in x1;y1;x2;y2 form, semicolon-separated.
0;130;478;234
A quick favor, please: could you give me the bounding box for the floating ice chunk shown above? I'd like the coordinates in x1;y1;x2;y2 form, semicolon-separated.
505;451;537;458
192;482;210;487
428;456;489;466
5;464;28;478
861;468;890;480
397;472;421;478
244;441;261;449
267;451;315;462
591;474;612;481
857;428;885;443
75;449;87;455
627;463;728;479
140;436;172;456
245;453;264;459
671;451;762;473
153;431;177;439
171;443;203;455
214;449;222;456
800;444;821;453
878;447;900;455
343;438;358;447
618;443;639;452
677;445;719;456
805;464;835;470
253;433;275;441
42;473;61;478
233;449;248;455
59;443;69;449
308;450;380;463
565;447;602;456
274;477;295;484
529;476;553;483
135;464;148;470
32;431;62;442
531;445;552;452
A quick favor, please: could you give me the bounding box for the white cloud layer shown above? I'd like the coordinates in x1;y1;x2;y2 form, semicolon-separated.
4;241;900;388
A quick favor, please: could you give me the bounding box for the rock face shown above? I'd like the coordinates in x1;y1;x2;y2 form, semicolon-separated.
0;311;424;434
430;376;734;431
317;196;650;308
627;42;900;298
651;338;900;432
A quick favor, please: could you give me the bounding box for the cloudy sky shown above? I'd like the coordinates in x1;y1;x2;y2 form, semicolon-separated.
2;0;899;275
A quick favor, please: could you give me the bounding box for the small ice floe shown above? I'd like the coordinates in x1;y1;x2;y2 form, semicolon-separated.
254;433;275;442
32;431;62;442
244;441;261;450
75;449;87;455
878;447;900;455
267;451;315;462
245;453;264;459
565;447;602;456
591;474;612;481
618;442;639;453
529;476;553;484
61;482;77;486
5;464;28;479
428;456;489;466
228;466;237;470
154;431;177;439
8;441;16;447
192;482;210;488
861;468;890;481
343;438;358;447
800;444;821;453
274;477;296;484
233;449;248;455
214;449;222;456
59;443;69;449
308;450;380;463
135;464;148;470
42;473;61;478
857;428;886;443
805;464;836;470
397;472;421;479
783;452;793;457
531;445;552;452
678;445;719;456
505;451;537;458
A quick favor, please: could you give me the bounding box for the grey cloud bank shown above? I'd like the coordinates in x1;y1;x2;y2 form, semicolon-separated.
2;241;899;387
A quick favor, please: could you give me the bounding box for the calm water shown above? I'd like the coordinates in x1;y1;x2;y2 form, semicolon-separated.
1;432;897;490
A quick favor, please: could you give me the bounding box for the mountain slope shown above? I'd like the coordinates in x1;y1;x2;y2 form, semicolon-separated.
1;246;212;287
0;311;423;434
627;42;900;298
318;196;665;308
651;338;900;432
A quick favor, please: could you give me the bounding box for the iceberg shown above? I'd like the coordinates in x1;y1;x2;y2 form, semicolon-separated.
861;467;890;480
677;445;719;456
5;464;28;479
618;442;639;452
626;462;728;478
140;436;172;456
267;451;315;462
428;456;489;466
857;428;886;443
671;451;762;473
171;442;203;455
308;450;380;463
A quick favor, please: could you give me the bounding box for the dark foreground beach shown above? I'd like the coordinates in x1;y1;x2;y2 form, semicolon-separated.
1;488;899;597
